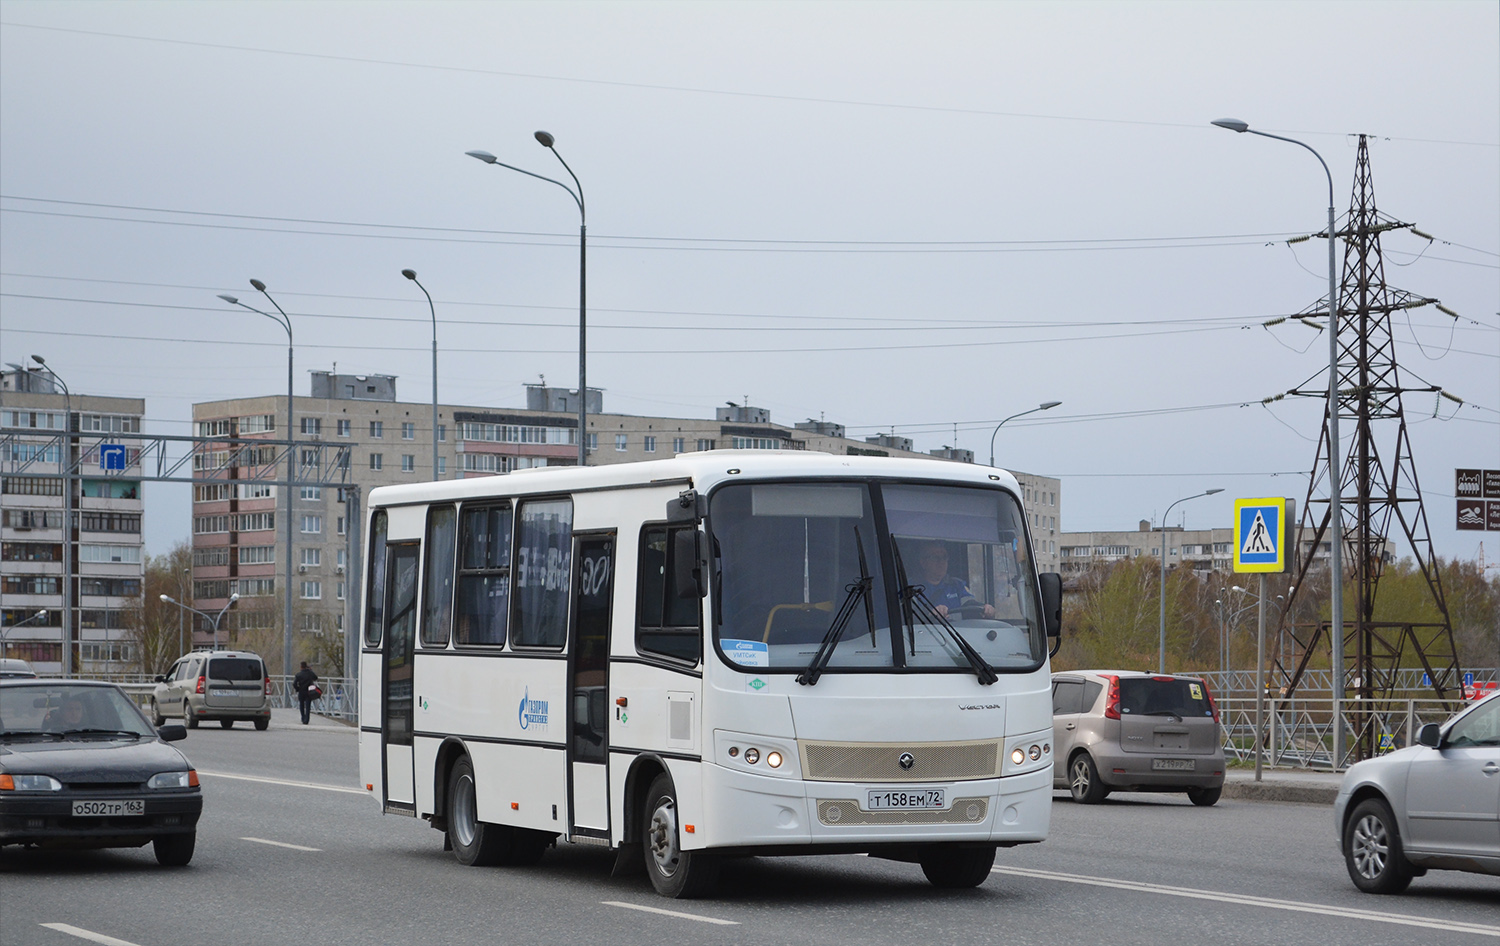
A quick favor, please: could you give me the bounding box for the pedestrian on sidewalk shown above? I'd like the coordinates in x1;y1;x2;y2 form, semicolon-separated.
294;661;320;725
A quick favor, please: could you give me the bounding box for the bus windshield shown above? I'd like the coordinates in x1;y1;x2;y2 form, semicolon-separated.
711;480;1044;676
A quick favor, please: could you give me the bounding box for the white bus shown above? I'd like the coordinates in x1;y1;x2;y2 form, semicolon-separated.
357;452;1062;897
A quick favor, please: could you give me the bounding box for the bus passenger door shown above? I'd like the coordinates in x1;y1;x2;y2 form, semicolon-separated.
382;542;420;811
568;532;614;836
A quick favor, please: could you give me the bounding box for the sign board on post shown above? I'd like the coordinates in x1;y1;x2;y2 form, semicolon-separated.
99;443;127;471
1233;498;1289;573
1455;469;1500;531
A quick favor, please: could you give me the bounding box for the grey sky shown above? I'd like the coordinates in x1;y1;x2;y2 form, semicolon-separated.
2;1;1496;561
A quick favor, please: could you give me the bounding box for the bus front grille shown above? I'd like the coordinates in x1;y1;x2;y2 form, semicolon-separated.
816;798;989;826
799;740;1001;782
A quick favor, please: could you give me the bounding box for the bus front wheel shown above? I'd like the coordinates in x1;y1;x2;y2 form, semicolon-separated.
447;756;508;867
920;844;995;888
643;773;720;898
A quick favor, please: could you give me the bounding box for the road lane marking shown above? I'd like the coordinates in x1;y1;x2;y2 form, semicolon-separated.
241;836;322;851
39;924;142;946
601;901;739;926
990;865;1500;938
197;770;367;795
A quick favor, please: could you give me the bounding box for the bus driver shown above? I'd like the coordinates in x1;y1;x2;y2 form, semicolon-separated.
913;541;995;619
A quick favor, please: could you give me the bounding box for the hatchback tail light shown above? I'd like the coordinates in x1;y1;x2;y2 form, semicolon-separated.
1201;678;1220;723
264;676;271;696
195;675;205;695
1103;674;1121;720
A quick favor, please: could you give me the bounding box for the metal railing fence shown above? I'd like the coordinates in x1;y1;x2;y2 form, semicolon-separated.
1215;697;1473;770
67;672;358;724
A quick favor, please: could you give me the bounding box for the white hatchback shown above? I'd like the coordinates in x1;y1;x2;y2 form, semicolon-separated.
1334;693;1500;893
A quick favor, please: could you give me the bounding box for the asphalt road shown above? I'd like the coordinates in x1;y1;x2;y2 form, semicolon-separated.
3;713;1495;946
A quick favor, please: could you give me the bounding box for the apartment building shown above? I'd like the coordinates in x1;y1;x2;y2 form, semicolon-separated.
189;374;1064;651
1;366;146;674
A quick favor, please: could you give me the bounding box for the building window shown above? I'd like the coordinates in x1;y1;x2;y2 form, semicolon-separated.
615;434;628;452
239;414;275;434
337;581;346;600
300;417;321;435
586;433;598;451
238;546;274;565
401;455;415;472
236;483;273;500
301;515;323;534
437;424;447;442
194;484;230;503
369;421;383;439
299;613;323;634
2;477;63;497
696;439;715;452
301;486;322;501
79;544;141;564
643;435;657;453
673;437;685;453
301;548;321;567
337;419;351;437
234;512;275;532
81;512;141;533
437;457;447;476
402;423;415;440
337;549;347;570
369;453;383;470
337;516;346;535
300;580;322;600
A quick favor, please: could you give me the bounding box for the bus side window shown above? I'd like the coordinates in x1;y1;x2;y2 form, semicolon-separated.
421;504;457;648
364;510;389;646
455;505;510;646
513;499;572;649
636;525;701;664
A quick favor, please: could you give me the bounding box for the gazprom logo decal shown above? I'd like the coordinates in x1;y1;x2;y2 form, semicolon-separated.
518;687;550;730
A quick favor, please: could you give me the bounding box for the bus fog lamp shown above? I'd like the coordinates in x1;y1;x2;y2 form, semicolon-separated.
744;748;760;765
1028;745;1042;761
766;751;783;768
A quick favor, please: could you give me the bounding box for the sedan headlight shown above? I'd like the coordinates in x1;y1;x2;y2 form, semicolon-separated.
148;770;197;790
0;773;63;792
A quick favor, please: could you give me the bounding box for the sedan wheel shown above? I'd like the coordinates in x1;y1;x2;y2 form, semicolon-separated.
1344;798;1413;894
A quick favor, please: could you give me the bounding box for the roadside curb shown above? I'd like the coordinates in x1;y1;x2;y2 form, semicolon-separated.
1223;777;1339;805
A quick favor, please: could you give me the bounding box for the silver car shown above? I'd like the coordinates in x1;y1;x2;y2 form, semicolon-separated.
1335;693;1500;893
1052;670;1227;806
150;650;271;730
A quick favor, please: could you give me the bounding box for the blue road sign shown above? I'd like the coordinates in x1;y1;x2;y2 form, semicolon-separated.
99;444;127;471
1233;498;1286;573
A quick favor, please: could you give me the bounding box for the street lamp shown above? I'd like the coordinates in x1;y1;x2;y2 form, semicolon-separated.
1;610;48;661
401;269;441;480
467;131;589;465
1158;488;1223;674
218;283;295;677
160;593;238;651
988;402;1061;468
29;355;73;677
1212;117;1344;766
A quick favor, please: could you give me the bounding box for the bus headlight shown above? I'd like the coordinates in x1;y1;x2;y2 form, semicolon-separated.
766;751;783;768
1011;747;1026;766
1029;745;1042;761
744;748;760;765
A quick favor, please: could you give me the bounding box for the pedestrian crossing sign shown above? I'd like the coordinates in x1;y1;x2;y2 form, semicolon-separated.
1233;498;1287;573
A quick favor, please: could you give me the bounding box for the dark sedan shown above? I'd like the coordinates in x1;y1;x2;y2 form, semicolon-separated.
0;680;203;865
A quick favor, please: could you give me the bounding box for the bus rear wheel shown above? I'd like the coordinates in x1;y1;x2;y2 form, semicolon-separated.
446;756;509;867
643;773;719;898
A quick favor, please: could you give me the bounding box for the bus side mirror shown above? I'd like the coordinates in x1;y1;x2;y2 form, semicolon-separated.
673;529;706;599
667;489;705;524
1039;572;1063;641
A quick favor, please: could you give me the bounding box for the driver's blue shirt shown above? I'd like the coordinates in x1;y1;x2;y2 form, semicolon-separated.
917;576;975;612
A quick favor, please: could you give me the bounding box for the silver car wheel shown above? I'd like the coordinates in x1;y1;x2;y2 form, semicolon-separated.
1070;758;1091;795
647;795;680;878
1350;812;1389;880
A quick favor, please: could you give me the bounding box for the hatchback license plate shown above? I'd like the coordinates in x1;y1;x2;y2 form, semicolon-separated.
1152;759;1195;772
865;788;946;811
72;799;145;817
211;689;235;697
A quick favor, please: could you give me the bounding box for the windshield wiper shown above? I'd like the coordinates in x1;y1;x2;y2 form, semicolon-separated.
60;729;143;739
0;730;62;741
896;574;998;686
798;527;874;686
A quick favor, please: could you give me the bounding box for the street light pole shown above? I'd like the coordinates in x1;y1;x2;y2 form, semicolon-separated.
988;401;1062;468
218;285;295;676
1212;117;1344;767
2;609;48;661
402;269;441;480
1158;488;1223;674
161;593;238;650
30;355;72;677
467;131;588;466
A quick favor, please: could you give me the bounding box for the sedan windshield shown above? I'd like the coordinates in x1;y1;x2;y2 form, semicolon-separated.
711;480;1045;676
0;685;157;739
